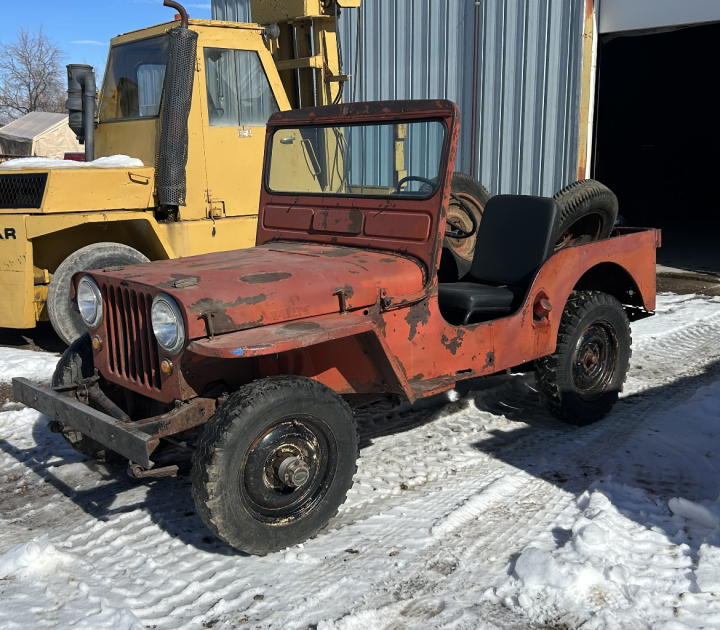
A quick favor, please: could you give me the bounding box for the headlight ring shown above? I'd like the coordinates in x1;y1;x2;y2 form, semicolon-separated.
77;276;103;329
151;293;186;354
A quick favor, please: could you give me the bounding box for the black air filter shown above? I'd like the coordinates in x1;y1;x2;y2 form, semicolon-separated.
157;27;198;207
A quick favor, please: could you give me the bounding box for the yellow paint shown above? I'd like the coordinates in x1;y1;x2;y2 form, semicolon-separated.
95;119;158;168
34;285;49;321
577;0;595;180
0;216;35;328
0;3;360;329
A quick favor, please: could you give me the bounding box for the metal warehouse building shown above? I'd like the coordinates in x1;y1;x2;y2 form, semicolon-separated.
212;0;720;272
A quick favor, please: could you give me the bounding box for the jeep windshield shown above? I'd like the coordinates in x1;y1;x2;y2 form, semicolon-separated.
267;120;446;197
99;35;168;122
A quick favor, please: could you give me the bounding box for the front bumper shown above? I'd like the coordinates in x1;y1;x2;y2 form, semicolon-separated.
12;377;157;468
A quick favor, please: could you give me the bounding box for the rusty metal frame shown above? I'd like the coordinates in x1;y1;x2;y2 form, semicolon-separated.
12;376;218;468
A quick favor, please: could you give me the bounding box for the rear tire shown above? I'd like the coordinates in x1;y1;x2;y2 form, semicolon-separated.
191;376;358;555
535;291;631;426
48;243;149;346
553;180;618;250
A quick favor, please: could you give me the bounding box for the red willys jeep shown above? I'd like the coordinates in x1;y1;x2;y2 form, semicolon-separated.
14;100;659;555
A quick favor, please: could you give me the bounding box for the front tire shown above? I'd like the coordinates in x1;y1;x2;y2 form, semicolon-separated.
191;376;358;555
48;242;149;345
535;291;631;426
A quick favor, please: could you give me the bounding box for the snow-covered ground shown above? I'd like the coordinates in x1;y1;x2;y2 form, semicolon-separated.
2;293;720;629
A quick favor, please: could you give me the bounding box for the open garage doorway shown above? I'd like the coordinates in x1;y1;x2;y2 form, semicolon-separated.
594;22;720;274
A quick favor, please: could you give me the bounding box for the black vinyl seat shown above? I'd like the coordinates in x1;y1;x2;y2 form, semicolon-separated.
439;195;560;325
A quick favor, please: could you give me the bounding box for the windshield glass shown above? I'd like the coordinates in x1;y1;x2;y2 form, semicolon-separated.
99;35;168;122
267;120;446;197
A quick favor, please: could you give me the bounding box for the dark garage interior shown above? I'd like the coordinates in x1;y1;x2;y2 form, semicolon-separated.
594;22;720;274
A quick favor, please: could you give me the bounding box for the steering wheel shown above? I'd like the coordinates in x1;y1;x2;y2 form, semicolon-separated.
394;176;477;240
394;175;436;194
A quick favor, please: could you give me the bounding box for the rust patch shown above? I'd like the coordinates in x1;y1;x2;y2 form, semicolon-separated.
404;298;431;342
320;248;357;258
484;351;495;368
189;294;267;314
343;283;355;300
379;258;398;263
270;305;311;321
409;373;425;382
440;329;465;355
239;272;292;284
275;321;322;336
157;273;200;290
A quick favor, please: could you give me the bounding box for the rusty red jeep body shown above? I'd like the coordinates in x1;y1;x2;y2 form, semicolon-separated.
14;100;658;554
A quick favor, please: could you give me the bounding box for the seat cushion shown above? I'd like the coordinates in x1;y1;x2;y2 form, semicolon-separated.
439;282;526;323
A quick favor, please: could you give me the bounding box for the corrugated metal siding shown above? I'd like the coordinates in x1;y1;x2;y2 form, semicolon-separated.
211;0;584;196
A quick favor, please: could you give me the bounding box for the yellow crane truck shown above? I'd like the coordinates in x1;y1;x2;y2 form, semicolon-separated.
0;0;360;344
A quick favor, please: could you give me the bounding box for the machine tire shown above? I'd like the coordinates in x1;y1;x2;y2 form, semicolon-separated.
191;376;358;555
535;291;631;426
51;333;123;463
552;179;618;250
48;243;149;346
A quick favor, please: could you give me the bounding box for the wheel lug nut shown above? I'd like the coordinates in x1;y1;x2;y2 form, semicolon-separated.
277;456;310;488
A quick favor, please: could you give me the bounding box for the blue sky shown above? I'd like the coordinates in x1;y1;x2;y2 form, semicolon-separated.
0;0;213;73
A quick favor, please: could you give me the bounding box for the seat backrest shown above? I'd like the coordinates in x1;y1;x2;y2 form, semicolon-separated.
468;195;560;287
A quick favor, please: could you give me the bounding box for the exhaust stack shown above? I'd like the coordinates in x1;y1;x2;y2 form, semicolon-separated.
66;64;97;162
156;0;197;209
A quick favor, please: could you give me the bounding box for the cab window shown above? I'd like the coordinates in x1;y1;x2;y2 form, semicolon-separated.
204;48;279;127
99;35;168;121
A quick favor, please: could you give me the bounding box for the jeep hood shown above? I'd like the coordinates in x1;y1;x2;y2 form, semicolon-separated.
89;242;425;340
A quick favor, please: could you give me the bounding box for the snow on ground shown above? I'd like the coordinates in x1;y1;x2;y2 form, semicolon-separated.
0;347;58;386
1;293;720;629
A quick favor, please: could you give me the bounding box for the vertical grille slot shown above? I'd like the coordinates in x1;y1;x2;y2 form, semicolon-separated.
101;282;161;391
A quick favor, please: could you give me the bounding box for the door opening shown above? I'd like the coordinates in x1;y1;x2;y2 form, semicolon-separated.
594;23;720;274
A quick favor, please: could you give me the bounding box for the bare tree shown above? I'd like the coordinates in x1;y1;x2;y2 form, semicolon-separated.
0;27;66;122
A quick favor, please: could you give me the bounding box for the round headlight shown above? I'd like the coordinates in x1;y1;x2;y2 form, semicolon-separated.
77;276;103;328
151;294;185;354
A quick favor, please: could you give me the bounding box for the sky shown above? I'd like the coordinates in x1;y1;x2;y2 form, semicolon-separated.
0;0;213;73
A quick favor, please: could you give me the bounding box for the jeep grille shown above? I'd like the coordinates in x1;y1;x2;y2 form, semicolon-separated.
102;283;162;392
0;173;48;209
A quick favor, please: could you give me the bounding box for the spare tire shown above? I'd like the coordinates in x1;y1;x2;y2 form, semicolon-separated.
552;179;618;250
48;243;150;346
445;172;491;262
438;173;491;282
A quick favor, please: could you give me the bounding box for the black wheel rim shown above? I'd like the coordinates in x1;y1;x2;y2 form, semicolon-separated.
239;415;337;524
571;321;618;401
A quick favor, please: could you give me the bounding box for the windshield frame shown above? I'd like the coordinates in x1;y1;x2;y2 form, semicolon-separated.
99;33;169;124
264;118;450;201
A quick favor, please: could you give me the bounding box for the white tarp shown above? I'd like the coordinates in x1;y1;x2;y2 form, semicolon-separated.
599;0;720;33
0;112;82;159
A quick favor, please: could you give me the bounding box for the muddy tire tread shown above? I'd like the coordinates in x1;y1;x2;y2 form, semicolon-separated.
535;291;632;425
191;376;358;554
